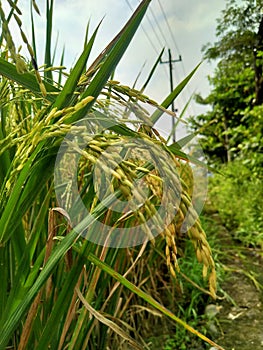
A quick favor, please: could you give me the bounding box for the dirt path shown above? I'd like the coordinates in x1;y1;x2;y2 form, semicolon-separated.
210;219;263;350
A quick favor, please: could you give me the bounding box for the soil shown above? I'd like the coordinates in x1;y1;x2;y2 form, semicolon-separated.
209;217;263;350
146;214;263;350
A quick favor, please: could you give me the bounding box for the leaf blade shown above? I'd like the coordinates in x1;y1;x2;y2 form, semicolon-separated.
53;21;102;110
0;58;60;102
150;62;201;124
65;0;151;124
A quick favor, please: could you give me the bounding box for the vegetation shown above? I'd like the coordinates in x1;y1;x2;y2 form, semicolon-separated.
190;0;263;169
190;0;263;249
208;161;263;247
1;0;261;348
0;1;222;350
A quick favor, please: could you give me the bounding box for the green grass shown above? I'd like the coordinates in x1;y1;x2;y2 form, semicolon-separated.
207;161;263;248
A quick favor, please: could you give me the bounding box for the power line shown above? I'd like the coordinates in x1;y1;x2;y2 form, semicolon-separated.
125;0;170;81
156;0;196;116
148;6;170;48
153;0;185;83
134;0;170;50
124;0;160;55
127;1;165;50
144;12;165;49
134;1;197;121
125;0;196;114
161;49;182;142
157;0;181;56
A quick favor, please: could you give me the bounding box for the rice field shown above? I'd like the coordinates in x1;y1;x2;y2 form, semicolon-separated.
0;1;223;349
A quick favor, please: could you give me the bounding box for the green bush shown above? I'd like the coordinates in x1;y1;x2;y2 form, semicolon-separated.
208;161;263;247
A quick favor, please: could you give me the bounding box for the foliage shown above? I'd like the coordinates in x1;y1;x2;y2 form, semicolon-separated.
191;60;256;163
189;0;263;168
203;0;262;62
162;244;210;350
152;230;224;350
208;161;263;247
0;1;222;349
189;0;263;249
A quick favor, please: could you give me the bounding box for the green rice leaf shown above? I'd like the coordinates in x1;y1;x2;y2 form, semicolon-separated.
66;0;151;124
150;62;201;124
167;94;193;144
44;0;54;81
0;230;78;349
140;47;164;92
0;58;60;101
77;249;224;350
53;21;101;110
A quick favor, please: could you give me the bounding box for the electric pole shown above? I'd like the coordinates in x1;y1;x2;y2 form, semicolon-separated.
160;49;182;142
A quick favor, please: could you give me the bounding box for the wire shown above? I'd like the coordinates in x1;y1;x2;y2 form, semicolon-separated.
124;0;170;81
144;12;164;49
133;0;170;51
157;0;181;56
148;6;170;48
156;1;196;116
124;0;160;55
140;1;197;124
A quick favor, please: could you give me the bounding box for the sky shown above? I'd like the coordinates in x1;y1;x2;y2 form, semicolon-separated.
7;0;227;138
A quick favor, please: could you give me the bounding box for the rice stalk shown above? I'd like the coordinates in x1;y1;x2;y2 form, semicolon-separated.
0;1;222;348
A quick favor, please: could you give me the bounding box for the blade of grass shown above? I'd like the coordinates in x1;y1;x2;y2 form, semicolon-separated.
65;246;225;350
0;0;18;45
53;21;102;110
150;62;201;124
0;147;40;243
30;1;37;64
51;31;59;66
132;61;146;89
0;58;60;101
35;257;87;349
173;132;198;149
140;47;164;92
58;45;65;86
44;0;54;81
76;287;144;350
0;231;69;350
83;20;90;62
0;126;11;183
65;0;151;124
88;253;224;349
167;94;193;144
0;184;125;348
0;144;57;243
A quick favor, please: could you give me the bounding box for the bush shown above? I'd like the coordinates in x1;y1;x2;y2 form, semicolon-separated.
208;161;263;247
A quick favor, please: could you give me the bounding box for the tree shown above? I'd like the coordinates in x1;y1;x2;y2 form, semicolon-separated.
204;0;263;104
190;0;263;167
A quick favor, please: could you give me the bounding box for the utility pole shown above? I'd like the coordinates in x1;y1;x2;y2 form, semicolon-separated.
160;49;182;142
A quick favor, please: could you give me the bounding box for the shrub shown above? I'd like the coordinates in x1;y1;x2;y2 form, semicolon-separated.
208;161;263;247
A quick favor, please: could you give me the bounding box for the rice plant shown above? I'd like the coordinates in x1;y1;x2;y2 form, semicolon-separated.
0;1;223;349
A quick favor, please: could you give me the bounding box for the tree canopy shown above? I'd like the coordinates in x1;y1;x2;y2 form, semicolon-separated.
190;0;263;170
